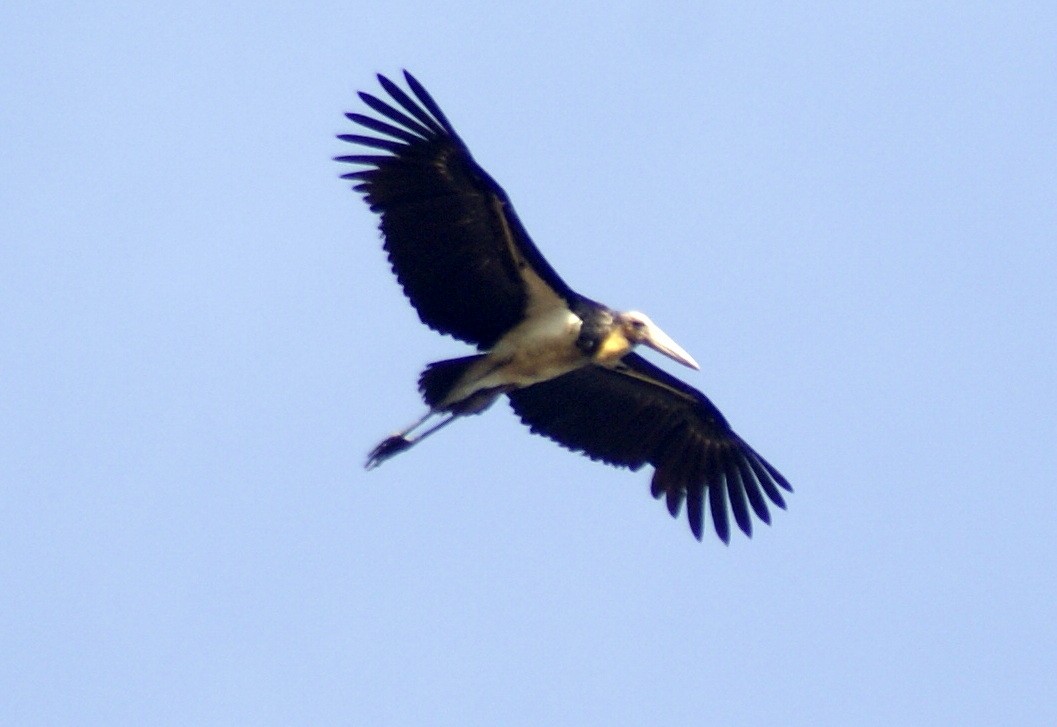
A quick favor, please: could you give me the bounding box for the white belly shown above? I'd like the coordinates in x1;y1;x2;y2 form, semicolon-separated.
445;308;585;404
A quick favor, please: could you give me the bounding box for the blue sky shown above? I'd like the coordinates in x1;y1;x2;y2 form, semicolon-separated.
3;2;1055;725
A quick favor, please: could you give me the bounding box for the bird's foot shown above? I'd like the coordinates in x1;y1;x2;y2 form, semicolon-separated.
365;435;413;470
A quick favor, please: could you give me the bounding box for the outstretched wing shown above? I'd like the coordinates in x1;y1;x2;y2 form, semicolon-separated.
337;71;577;349
507;353;792;542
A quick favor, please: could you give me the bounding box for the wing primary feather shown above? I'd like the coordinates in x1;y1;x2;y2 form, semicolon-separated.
759;454;794;493
377;74;446;136
344;112;425;144
679;441;706;540
338;134;406;153
403;71;460;137
665;483;684;518
357;92;436;140
736;455;771;525
747;455;787;510
685;480;704;541
722;450;753;537
707;454;731;544
334;153;395;166
672;437;706;538
741;439;793;494
650;471;666;499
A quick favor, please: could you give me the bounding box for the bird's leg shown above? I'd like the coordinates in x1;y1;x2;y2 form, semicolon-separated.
364;385;513;470
365;410;458;470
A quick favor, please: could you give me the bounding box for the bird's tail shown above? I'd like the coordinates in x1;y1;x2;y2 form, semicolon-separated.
417;355;487;409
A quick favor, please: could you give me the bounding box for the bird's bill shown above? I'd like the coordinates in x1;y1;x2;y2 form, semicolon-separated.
644;324;700;370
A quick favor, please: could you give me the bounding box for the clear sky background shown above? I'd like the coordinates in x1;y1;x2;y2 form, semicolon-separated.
3;2;1055;725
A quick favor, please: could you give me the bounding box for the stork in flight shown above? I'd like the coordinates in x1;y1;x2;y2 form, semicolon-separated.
337;71;792;542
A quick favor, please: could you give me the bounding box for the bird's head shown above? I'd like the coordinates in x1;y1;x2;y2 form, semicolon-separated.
614;311;700;370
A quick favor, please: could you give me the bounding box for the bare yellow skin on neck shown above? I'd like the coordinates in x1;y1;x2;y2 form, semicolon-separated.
593;329;632;364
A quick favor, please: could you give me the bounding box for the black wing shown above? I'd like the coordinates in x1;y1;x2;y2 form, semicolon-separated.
507;353;792;543
337;71;578;349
